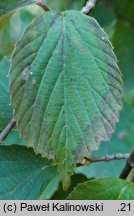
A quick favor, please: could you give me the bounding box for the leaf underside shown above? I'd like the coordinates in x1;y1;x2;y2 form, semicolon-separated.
10;11;123;189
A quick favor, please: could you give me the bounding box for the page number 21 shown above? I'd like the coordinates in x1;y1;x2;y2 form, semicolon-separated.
118;203;131;212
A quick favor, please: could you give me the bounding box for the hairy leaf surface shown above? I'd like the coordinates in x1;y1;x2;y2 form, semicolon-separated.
10;11;123;188
0;145;59;200
67;178;134;200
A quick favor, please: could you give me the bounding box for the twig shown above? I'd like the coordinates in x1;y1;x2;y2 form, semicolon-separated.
76;153;129;167
120;150;134;179
0;119;16;144
81;0;98;14
85;154;129;163
37;2;50;11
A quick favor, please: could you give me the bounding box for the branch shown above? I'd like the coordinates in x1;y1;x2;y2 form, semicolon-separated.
37;2;50;11
81;0;98;14
120;150;134;179
0;119;16;144
76;153;129;167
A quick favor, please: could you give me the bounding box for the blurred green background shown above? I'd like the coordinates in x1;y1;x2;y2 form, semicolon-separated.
0;0;134;187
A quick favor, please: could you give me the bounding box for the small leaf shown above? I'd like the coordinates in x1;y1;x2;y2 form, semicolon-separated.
0;9;38;57
0;145;59;200
0;57;13;130
0;13;13;31
67;178;134;200
10;11;123;188
0;0;39;18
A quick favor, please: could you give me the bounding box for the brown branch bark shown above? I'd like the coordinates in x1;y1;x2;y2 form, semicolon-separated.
37;2;50;11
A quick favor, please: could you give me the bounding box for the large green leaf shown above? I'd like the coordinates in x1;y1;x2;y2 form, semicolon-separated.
77;102;134;178
67;178;134;200
0;0;39;18
0;145;60;200
10;11;122;189
0;57;13;129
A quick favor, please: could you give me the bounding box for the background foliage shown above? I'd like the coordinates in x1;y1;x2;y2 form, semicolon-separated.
0;0;134;199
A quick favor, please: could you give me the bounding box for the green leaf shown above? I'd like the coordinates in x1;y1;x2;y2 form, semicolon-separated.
0;9;38;57
127;167;134;183
91;3;116;28
77;102;134;178
0;16;14;57
90;2;116;39
113;21;134;93
51;174;88;200
0;13;13;31
45;0;85;11
0;145;60;200
0;57;13;130
0;0;39;18
2;130;25;146
67;178;134;200
39;175;60;199
10;11;123;189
